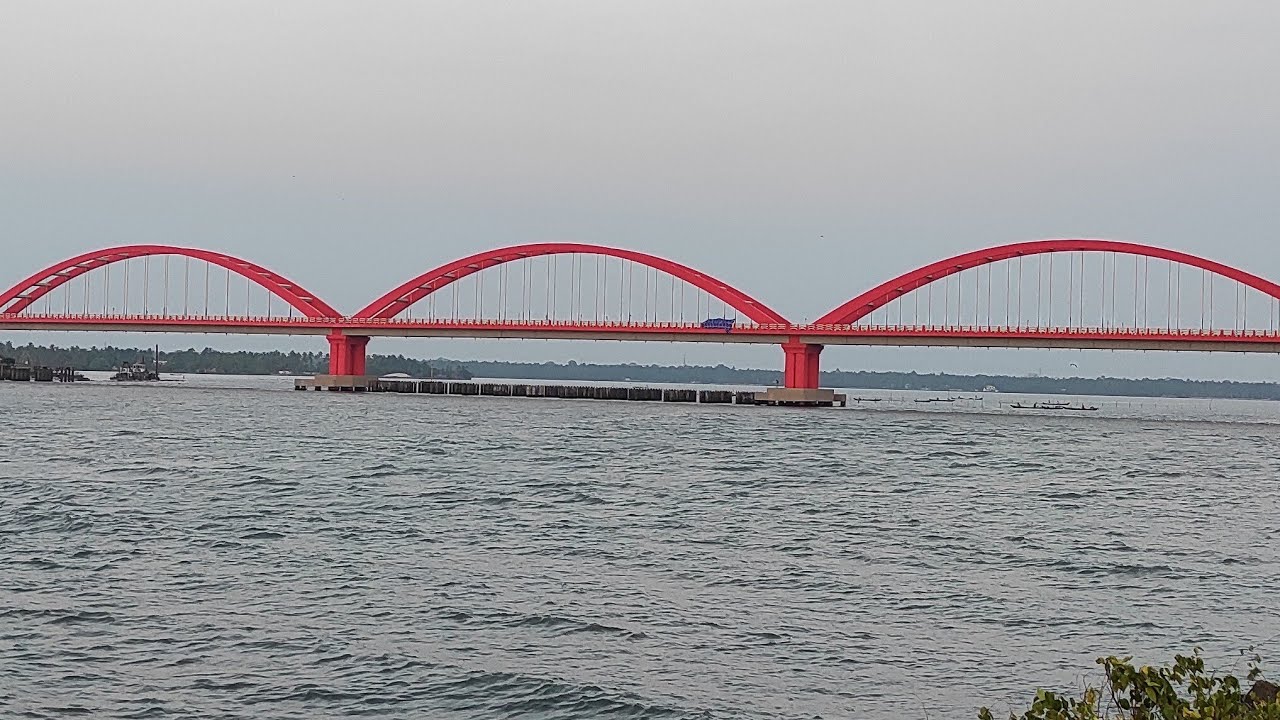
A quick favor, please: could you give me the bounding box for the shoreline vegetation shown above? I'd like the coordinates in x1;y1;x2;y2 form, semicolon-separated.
0;342;473;381
983;651;1278;720
3;341;1280;400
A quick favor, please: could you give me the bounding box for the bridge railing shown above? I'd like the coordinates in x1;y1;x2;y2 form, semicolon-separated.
354;317;766;329
7;313;340;323
6;314;1280;339
825;324;1280;337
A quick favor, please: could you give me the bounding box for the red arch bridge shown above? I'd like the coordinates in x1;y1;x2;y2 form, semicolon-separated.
3;239;1280;397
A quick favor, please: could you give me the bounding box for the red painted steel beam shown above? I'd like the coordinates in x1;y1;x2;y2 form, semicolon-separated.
0;245;340;318
6;315;1280;342
353;242;790;324
815;238;1280;325
782;340;824;389
326;333;370;375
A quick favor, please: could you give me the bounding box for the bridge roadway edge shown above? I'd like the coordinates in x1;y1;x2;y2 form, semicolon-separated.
4;320;1279;352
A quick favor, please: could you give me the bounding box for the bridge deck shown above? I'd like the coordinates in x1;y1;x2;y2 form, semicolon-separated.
3;315;1279;352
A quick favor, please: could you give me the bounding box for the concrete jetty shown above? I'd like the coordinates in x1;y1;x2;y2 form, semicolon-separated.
295;376;846;407
0;360;78;383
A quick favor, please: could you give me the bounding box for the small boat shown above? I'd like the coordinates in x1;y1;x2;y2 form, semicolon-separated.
111;346;163;382
1010;402;1097;412
1011;402;1060;410
111;363;159;382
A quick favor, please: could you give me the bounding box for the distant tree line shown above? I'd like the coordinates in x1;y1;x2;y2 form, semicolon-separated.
0;342;471;380
3;341;1279;399
464;359;783;386
820;369;1280;400
467;359;1280;400
366;355;471;380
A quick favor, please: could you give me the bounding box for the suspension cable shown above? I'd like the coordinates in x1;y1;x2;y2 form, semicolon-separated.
643;263;650;322
927;279;933;328
1017;255;1023;328
1233;280;1244;330
944;275;950;327
1067;251;1074;327
1047;254;1053;327
914;279;920;327
1133;256;1139;327
1143;256;1150;327
1110;252;1117;329
1079;252;1085;328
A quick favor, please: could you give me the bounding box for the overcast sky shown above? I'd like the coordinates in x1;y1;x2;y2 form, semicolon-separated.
3;1;1279;378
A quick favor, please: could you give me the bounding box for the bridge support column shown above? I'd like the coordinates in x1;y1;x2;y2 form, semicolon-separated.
782;340;823;389
327;332;370;376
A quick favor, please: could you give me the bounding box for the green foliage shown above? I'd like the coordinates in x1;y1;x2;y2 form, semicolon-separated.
463;359;782;385
982;651;1280;720
364;355;472;380
0;342;471;379
820;370;1280;400
8;340;1280;397
447;361;1280;399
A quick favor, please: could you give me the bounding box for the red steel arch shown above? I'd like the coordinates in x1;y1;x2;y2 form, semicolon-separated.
355;242;790;323
0;245;340;318
816;238;1280;325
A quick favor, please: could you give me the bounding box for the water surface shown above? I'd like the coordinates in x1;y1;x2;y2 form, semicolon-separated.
2;375;1278;718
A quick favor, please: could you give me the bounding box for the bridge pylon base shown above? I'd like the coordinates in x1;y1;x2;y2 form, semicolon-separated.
327;332;370;376
755;388;847;407
295;374;379;392
782;340;824;389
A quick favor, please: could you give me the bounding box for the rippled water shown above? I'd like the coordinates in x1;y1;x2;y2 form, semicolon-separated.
3;375;1279;719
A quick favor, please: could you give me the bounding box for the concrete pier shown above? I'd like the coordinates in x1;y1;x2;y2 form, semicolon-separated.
297;376;846;407
308;378;797;406
294;374;379;392
0;363;79;383
753;388;848;407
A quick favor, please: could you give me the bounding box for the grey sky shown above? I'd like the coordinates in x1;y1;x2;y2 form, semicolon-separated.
3;1;1279;378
